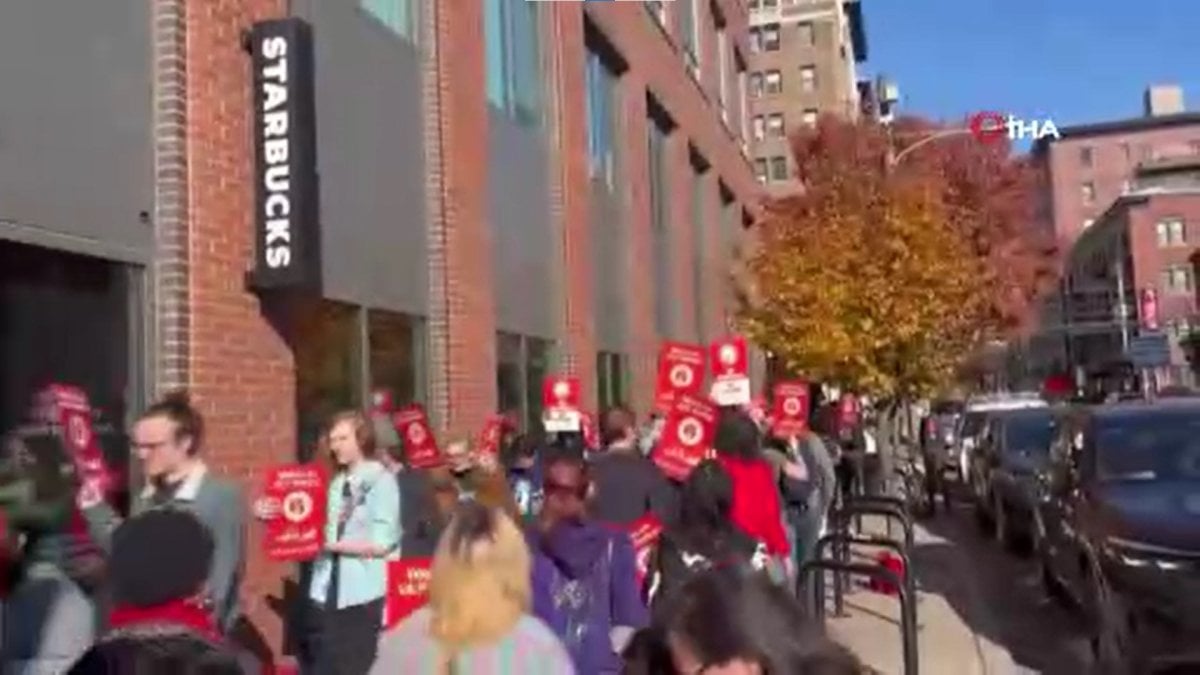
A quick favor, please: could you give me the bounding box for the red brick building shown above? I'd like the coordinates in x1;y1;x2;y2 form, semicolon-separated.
1025;86;1200;377
1;0;759;656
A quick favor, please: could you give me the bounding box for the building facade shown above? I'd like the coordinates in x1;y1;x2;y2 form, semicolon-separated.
1026;87;1200;377
0;0;758;654
745;0;866;192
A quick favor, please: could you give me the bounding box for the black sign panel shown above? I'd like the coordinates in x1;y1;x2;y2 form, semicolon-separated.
249;18;320;291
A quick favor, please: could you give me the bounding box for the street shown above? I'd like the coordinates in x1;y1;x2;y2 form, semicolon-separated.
826;498;1092;674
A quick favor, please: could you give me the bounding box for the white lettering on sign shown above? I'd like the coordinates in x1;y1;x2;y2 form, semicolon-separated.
259;35;292;270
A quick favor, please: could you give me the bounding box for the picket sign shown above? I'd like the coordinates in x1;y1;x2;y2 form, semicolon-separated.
383;557;433;629
652;394;718;481
708;336;751;406
655;342;707;412
260;464;328;561
771;380;811;438
542;375;582;432
393;405;442;469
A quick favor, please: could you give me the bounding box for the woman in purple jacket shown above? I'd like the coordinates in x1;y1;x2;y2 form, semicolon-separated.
528;449;648;674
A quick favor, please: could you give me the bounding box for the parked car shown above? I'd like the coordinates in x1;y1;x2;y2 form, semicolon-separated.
952;393;1048;485
968;407;1059;550
1032;399;1200;672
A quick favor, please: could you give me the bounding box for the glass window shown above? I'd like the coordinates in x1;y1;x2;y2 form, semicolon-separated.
692;174;708;341
764;70;782;94
1157;220;1170;247
649;113;673;338
1162;266;1195;294
762;24;780;51
796;22;814;46
800;66;817;92
1081;181;1095;205
1160;217;1186;246
770;156;788;181
749;27;762;53
368;310;422;411
596;351;628;412
1095;413;1200;482
585;46;619;189
802;109;818;126
360;0;417;43
1079;146;1093;168
749;72;763;98
752;115;765;141
485;0;541;125
754;158;768;184
767;113;784;137
294;300;363;460
679;0;698;72
525;337;553;430
0;241;140;511
496;332;524;424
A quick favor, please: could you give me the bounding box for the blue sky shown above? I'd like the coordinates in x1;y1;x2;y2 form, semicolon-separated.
862;0;1198;128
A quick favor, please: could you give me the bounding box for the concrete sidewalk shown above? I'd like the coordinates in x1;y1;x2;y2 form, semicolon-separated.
821;520;1027;675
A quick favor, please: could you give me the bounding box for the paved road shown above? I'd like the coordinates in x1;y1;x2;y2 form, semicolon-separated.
824;497;1092;674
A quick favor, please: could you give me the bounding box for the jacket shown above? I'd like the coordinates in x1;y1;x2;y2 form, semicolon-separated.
529;521;648;674
716;456;790;557
589;448;677;527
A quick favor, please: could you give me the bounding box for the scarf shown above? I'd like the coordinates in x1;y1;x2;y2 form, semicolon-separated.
108;598;222;644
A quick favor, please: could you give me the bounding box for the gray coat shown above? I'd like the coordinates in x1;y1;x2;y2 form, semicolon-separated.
1;561;95;674
84;465;245;632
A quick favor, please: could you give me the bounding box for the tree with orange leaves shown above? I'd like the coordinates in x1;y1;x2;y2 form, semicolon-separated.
738;115;1048;398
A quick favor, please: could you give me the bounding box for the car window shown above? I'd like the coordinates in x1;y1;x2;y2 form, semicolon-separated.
1002;412;1056;456
1094;412;1200;482
960;412;988;438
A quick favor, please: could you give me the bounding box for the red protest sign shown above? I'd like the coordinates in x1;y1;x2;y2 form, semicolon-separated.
369;389;395;415
261;464;328;561
653;394;718;481
477;414;508;457
655;342;706;412
393;406;442;469
542;376;581;410
772;381;811;438
33;384;115;508
629;513;664;588
708;336;751;406
384;558;432;629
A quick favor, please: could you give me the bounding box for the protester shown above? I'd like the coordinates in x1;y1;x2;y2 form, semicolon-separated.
371;501;574;674
377;415;443;558
589;406;677;527
764;430;837;568
1;429;97;672
529;449;647;674
302;410;400;675
644;460;769;609
68;509;245;674
81;392;245;633
649;566;865;675
712;409;791;565
429;438;518;522
503;431;545;525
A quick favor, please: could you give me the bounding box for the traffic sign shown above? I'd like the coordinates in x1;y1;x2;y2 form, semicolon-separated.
1128;333;1170;368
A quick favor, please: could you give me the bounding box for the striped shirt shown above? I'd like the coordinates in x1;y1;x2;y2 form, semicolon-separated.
370;607;575;675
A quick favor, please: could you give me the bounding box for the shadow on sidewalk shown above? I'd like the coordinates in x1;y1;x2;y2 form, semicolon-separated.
909;505;1091;673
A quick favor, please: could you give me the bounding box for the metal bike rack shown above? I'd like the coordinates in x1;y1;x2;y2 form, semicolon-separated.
842;495;911;540
807;532;917;649
800;559;919;675
827;501;915;620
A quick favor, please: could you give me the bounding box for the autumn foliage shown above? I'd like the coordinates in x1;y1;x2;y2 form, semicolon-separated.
738;116;1055;398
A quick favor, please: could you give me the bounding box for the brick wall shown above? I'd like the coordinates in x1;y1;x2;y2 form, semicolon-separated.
184;0;293;653
424;0;498;437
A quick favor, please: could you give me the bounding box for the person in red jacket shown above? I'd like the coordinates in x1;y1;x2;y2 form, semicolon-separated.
712;409;791;563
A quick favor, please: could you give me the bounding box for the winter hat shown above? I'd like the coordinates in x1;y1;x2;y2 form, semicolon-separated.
110;509;214;607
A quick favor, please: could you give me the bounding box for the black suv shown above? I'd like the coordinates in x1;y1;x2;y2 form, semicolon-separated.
1033;399;1200;672
969;407;1059;550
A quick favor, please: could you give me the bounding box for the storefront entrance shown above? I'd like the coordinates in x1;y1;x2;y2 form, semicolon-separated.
0;239;145;505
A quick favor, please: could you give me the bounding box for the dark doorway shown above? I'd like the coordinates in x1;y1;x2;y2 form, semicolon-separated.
0;239;138;503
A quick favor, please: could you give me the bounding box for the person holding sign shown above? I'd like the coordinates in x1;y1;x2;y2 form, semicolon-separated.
302;411;400;675
712;410;791;570
371;502;574;673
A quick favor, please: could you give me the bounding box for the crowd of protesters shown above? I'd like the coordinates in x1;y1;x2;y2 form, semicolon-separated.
0;385;872;674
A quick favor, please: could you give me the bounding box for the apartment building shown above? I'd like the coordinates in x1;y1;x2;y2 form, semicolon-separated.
0;0;757;655
746;0;867;192
1027;85;1200;380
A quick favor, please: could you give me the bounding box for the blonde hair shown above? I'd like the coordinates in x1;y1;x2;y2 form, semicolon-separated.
427;502;531;655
